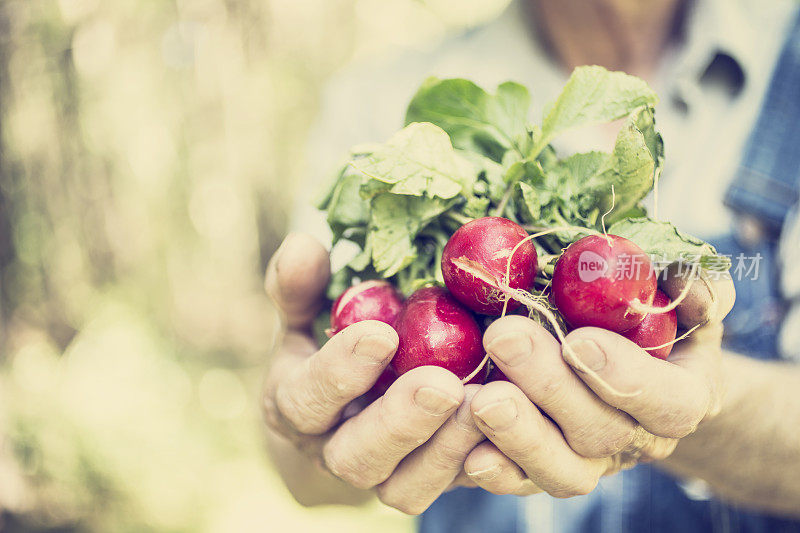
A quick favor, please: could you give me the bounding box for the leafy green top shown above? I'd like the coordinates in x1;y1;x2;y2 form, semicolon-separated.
318;66;725;299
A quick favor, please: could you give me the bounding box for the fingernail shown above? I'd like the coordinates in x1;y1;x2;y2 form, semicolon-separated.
566;339;606;372
474;399;517;430
353;334;397;364
414;387;460;416
467;464;500;481
486;332;532;367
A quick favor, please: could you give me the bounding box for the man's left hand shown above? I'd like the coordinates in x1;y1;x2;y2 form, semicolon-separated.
463;279;734;497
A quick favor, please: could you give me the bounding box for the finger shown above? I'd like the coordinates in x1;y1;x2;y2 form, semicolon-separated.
484;316;637;458
263;342;331;463
471;382;608;498
263;331;317;441
272;320;398;435
323;366;463;490
661;263;735;328
447;470;478;490
666;322;725;418
464;441;541;496
265;232;330;329
375;385;485;515
563;327;711;438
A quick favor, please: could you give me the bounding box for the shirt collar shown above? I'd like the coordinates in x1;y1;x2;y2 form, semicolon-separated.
670;0;796;102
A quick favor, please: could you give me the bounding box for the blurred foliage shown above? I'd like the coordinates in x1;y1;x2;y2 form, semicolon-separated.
0;0;508;531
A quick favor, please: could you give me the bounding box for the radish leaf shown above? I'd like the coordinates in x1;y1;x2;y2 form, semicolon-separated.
351;122;475;199
367;194;455;276
533;66;658;157
325;172;370;241
459;150;506;202
608;218;731;271
583;113;655;220
405;78;531;159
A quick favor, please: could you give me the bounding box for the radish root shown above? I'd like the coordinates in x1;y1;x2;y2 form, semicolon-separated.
600;185;616;247
461;352;490;384
628;262;700;315
460;223;645;396
498;284;642;398
642;323;701;351
475;224;641;398
500;226;599;317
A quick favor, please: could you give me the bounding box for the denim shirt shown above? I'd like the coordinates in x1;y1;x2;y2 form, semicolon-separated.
420;10;800;533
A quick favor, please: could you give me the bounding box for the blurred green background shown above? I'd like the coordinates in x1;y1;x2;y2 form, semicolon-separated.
0;0;509;531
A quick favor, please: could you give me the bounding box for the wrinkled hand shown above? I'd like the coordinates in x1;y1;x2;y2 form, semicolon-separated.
463;274;735;497
262;233;485;514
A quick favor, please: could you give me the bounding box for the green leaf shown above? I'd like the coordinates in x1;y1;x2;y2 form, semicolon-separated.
347;241;372;271
493;158;548;219
610;203;648;221
462;196;490;218
405;78;531;159
586;115;655;220
316;165;343;211
458;150;506;202
536;143;559;171
518;182;544;222
325;172;370;240
548;112;654;224
393;232;447;296
367;193;454;276
632;105;664;174
317;147;379;210
504;158;545;185
608;217;731;271
351;122;475;199
533;66;658;156
558;151;611;189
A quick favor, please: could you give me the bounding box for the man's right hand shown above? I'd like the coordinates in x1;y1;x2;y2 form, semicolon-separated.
262;233;485;514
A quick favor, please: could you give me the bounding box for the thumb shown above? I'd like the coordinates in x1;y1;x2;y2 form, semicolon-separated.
660;263;735;329
265;232;331;329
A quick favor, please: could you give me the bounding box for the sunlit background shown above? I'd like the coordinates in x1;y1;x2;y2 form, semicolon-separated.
0;0;514;531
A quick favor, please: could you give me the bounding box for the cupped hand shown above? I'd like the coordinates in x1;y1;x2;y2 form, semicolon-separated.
262;233;485;514
463;273;735;498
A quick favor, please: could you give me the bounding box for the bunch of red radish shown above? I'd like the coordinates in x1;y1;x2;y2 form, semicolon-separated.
329;216;678;397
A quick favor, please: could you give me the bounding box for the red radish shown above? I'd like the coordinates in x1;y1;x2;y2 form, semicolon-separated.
392;286;485;384
328;280;404;400
441;217;537;315
621;290;678;360
329;280;404;336
551;234;656;332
